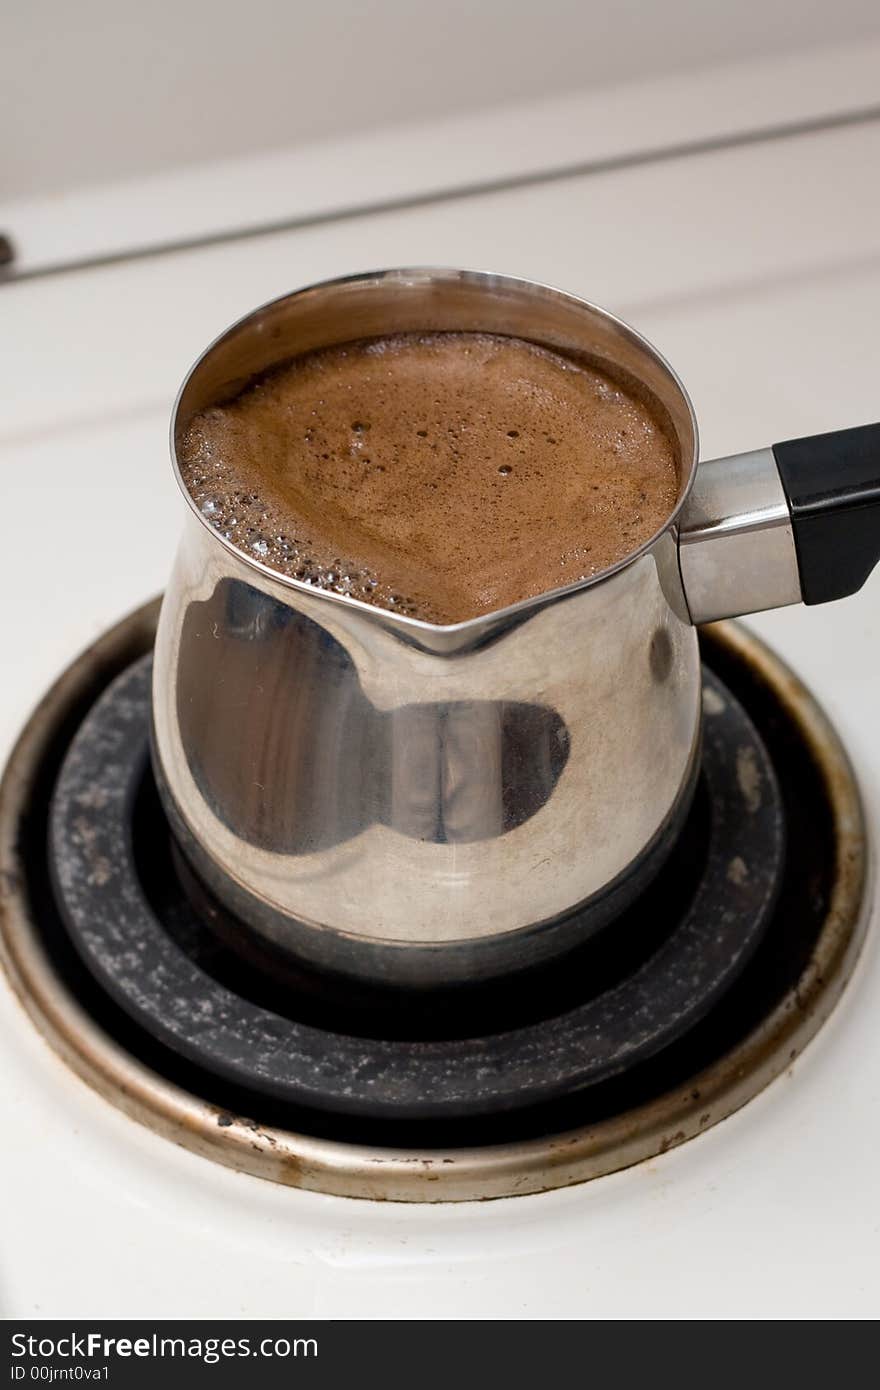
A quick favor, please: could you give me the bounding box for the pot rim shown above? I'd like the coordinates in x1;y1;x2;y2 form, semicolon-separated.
169;266;700;635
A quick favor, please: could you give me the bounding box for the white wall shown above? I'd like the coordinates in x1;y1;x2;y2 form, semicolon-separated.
5;0;880;199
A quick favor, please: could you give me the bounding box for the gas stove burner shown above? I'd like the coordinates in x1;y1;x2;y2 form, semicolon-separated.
48;655;783;1125
0;601;870;1200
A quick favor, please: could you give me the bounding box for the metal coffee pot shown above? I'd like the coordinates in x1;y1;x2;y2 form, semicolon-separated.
151;269;880;988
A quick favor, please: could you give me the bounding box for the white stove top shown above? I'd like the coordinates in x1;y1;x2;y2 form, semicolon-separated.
2;42;879;1318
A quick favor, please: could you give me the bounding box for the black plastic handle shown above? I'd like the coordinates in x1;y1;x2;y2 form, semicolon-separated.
773;423;880;605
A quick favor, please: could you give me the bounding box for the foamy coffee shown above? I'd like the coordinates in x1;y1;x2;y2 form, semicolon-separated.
178;332;679;624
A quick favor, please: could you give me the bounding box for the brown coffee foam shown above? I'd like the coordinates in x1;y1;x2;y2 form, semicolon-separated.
178;332;679;624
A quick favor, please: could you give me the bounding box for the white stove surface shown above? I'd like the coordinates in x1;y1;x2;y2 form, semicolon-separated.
2;45;880;1319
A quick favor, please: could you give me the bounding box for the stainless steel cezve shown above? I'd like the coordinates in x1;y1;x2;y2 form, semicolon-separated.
151;268;880;987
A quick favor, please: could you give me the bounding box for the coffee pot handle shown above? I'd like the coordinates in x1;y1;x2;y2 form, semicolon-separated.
678;422;880;624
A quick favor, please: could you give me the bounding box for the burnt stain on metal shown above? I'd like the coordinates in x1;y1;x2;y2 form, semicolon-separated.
658;1130;688;1154
736;746;763;813
727;856;749;886
702;686;726;717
